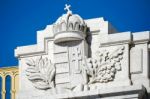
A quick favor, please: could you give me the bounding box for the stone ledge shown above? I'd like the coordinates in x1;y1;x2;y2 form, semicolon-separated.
15;25;54;58
17;85;146;99
100;31;150;47
100;32;131;46
132;31;150;44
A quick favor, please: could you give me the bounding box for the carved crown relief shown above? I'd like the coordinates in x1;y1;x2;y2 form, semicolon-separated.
53;4;87;34
53;14;87;34
25;4;125;93
53;4;88;43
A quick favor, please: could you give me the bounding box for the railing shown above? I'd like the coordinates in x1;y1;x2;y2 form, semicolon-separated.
0;67;19;99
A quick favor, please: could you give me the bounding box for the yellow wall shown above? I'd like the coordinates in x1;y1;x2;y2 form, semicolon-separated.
0;67;19;99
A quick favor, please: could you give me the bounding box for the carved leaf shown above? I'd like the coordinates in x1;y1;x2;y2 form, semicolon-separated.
26;59;35;66
33;81;52;90
25;56;55;90
83;46;125;84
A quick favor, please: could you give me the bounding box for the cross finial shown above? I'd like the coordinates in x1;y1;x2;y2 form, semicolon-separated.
64;4;72;14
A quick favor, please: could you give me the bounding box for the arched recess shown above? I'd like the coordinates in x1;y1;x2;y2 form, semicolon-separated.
0;76;2;99
5;75;11;99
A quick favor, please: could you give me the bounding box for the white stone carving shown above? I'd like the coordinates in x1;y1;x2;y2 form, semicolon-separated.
24;4;126;92
53;41;88;92
26;56;55;90
25;45;125;92
82;46;125;84
15;4;150;99
53;4;87;43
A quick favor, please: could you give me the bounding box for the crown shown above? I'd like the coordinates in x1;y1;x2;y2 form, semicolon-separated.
53;4;87;43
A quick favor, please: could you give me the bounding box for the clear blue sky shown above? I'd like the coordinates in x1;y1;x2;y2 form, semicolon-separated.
0;0;150;67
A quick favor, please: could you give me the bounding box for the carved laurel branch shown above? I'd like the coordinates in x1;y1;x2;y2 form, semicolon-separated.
25;56;55;90
82;46;125;84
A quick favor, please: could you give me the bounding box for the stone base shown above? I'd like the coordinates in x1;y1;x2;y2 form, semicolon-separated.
17;85;148;99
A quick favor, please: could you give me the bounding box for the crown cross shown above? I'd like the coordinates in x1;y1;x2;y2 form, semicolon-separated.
64;4;72;14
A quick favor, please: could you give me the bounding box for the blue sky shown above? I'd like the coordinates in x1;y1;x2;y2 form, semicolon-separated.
0;0;150;67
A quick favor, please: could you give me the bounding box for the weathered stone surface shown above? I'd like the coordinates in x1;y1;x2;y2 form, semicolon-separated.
15;4;150;99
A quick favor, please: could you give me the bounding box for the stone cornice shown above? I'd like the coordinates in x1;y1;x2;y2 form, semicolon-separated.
132;31;150;44
15;25;54;58
100;31;150;47
100;32;132;47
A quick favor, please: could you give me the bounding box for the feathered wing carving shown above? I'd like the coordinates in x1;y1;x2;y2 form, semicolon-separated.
26;56;55;90
82;46;125;84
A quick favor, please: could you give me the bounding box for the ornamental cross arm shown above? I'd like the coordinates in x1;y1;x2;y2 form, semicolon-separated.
64;4;72;14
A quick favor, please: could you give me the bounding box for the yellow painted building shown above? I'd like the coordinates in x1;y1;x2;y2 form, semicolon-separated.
0;67;19;99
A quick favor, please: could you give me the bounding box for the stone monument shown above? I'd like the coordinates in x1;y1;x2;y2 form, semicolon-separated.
15;4;150;99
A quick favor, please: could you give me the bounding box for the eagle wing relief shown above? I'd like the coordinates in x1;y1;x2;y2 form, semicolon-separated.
25;56;56;90
82;46;125;84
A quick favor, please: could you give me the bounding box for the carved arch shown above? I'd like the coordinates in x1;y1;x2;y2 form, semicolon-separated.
61;22;67;31
74;22;80;30
5;75;11;99
68;23;73;30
